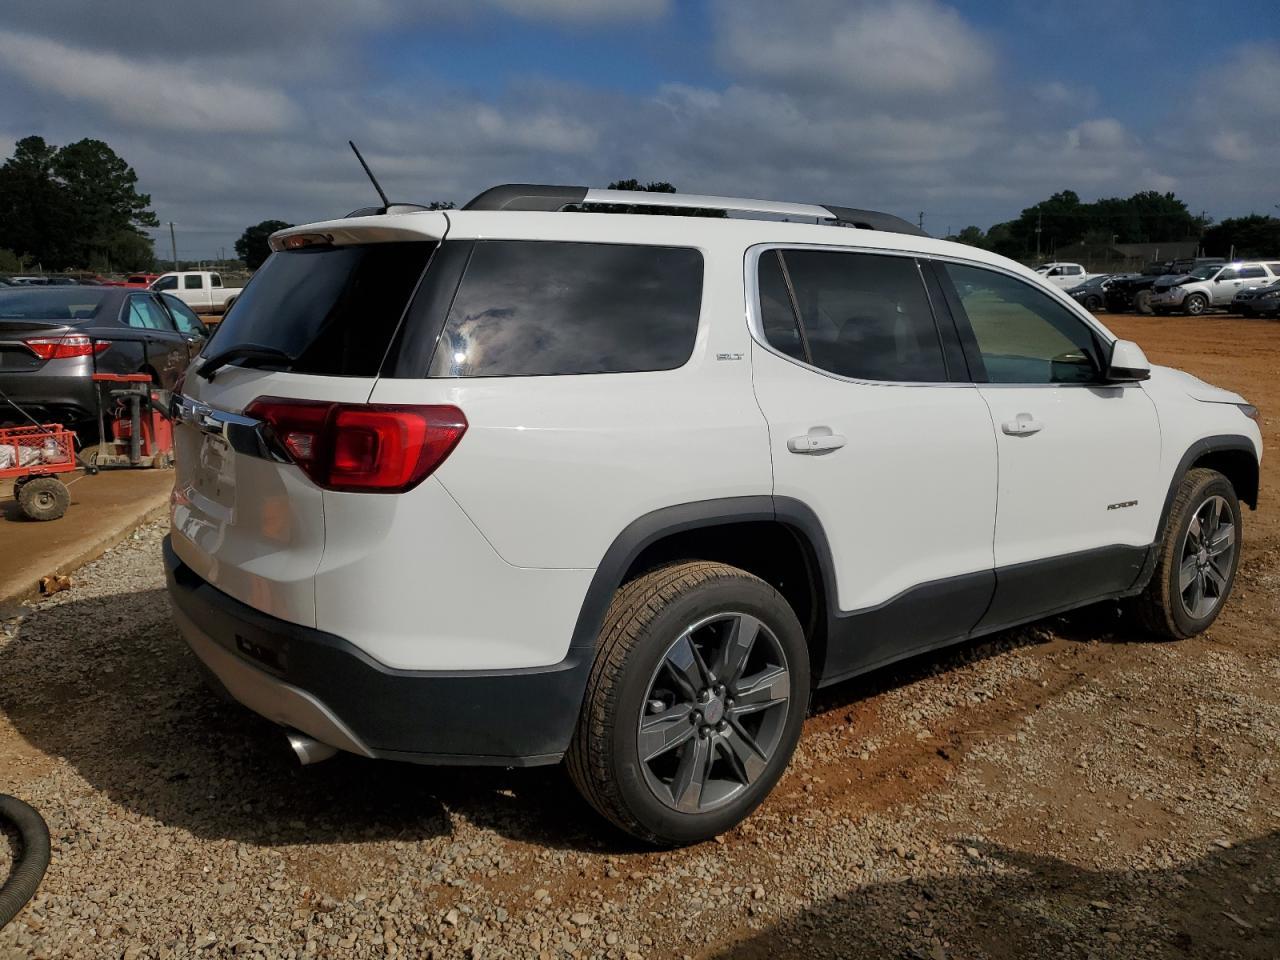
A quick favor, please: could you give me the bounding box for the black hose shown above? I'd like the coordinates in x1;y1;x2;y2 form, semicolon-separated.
0;794;50;929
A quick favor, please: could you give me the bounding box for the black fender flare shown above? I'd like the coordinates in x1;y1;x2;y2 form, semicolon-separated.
567;496;840;653
1128;433;1259;595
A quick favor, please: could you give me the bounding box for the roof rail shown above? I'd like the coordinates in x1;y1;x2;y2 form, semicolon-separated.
461;183;928;236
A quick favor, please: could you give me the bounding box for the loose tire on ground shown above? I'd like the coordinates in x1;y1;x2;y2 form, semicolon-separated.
1135;468;1241;639
1134;289;1154;315
567;561;810;846
17;477;69;521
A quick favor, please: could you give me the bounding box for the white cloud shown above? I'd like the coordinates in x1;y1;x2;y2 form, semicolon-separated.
0;31;299;133
488;0;669;21
714;0;995;97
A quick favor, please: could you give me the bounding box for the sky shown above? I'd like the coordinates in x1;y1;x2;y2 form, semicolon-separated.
1;0;1277;261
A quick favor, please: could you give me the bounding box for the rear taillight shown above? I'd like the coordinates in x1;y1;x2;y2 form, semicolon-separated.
243;398;467;493
25;335;110;360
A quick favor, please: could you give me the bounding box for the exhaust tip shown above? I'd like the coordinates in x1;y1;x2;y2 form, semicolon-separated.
287;731;338;765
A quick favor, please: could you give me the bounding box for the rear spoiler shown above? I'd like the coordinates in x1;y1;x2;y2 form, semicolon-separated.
269;211;450;251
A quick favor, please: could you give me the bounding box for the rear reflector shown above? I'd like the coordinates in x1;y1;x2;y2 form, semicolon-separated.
25;335;110;360
244;397;467;493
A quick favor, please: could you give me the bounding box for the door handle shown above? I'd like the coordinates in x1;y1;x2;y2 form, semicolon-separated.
788;432;847;454
1002;413;1043;436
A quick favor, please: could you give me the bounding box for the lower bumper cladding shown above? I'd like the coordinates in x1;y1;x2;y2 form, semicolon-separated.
163;536;592;766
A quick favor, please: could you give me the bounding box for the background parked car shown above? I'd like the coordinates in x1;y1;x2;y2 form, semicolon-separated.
1149;261;1280;316
1232;277;1280;318
1031;262;1099;289
1103;257;1226;314
1065;273;1125;311
0;286;207;430
102;273;162;288
149;271;242;315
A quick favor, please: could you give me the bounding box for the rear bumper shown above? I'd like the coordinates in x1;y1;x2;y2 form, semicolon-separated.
163;536;592;766
0;371;99;424
1235;299;1280;315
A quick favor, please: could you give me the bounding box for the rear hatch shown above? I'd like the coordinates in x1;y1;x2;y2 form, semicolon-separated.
170;214;447;627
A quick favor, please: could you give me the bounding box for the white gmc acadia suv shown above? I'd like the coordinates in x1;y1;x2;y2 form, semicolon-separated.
165;184;1262;846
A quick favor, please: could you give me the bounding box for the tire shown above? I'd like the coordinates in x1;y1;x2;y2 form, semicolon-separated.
567;561;810;846
1135;468;1241;639
1084;294;1102;311
1134;289;1154;315
17;477;70;521
1184;293;1208;316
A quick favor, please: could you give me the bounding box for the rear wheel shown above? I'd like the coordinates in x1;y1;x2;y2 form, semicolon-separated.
567;561;809;846
1184;293;1209;316
1136;468;1240;639
17;477;69;521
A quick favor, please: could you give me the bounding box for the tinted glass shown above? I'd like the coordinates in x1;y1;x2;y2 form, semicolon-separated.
211;274;222;288
428;240;702;377
161;293;205;335
944;263;1103;384
206;242;435;377
775;250;945;382
183;274;203;289
0;289;109;320
1267;264;1280;274
127;296;174;330
757;250;806;362
152;276;177;291
1238;266;1265;279
1217;268;1238;281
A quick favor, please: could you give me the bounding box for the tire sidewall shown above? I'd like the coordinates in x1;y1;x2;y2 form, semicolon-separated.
607;577;809;845
1163;474;1241;636
1185;294;1207;316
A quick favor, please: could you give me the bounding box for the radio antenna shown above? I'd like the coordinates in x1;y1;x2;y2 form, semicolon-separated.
348;140;390;208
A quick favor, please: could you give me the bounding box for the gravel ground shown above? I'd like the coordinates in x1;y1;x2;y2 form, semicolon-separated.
1;312;1278;960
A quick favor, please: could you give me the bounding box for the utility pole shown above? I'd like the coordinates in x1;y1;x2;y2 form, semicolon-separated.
168;222;178;270
917;211;925;232
1035;211;1042;261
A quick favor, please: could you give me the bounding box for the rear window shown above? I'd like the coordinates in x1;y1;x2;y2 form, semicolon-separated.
205;242;436;377
426;240;702;377
0;289;109;320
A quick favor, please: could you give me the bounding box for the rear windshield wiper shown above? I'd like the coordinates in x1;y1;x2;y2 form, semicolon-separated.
197;344;294;381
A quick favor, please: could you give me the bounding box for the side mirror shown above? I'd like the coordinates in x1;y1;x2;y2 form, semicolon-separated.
1106;339;1150;383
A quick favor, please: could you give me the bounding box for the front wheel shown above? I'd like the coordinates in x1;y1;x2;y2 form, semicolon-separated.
1184;293;1209;316
1136;468;1240;639
1134;289;1154;315
1084;294;1103;311
567;561;809;846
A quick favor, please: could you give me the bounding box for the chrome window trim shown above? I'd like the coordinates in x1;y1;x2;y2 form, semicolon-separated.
744;242;1122;390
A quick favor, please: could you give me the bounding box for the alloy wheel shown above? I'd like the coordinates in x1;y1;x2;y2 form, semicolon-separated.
637;612;791;814
1178;494;1235;619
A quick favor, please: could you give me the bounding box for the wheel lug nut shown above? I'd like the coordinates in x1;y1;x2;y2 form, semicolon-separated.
717;721;728;733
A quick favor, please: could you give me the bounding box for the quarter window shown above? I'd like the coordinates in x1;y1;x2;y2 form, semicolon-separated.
428;240;703;377
942;263;1103;384
125;296;174;331
758;249;946;383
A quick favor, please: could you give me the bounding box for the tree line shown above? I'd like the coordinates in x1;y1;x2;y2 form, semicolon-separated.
0;136;158;272
945;189;1280;261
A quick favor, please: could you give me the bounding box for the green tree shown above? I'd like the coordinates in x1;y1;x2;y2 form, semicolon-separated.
234;219;293;270
0;136;156;270
1201;215;1280;259
946;225;989;249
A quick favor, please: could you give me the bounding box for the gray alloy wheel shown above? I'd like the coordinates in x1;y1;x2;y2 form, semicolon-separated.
1178;494;1236;620
1184;293;1208;316
637;612;791;814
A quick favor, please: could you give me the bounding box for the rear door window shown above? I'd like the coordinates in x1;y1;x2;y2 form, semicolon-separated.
759;249;947;383
125;295;174;330
426;240;702;377
205;242;436;376
183;274;204;289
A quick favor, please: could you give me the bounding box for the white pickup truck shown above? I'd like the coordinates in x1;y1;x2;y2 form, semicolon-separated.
1032;262;1101;289
150;271;243;315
